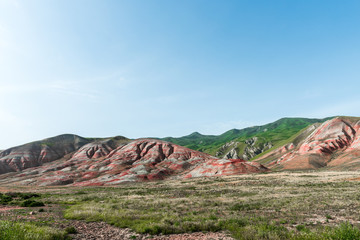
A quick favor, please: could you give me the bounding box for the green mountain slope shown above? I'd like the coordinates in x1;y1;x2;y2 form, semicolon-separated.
162;117;332;159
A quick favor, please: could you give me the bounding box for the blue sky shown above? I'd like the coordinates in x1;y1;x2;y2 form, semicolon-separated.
0;0;360;149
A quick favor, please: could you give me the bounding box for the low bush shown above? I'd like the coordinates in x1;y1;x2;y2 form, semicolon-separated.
0;192;42;206
20;200;45;207
0;194;12;204
65;226;77;234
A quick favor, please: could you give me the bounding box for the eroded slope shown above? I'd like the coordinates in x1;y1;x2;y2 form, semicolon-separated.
256;117;360;170
0;139;267;186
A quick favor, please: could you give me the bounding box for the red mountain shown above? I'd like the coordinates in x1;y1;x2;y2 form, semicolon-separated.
0;137;267;186
0;134;89;174
256;117;360;170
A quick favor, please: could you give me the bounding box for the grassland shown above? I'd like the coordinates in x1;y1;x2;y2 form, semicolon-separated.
2;171;360;239
0;221;68;240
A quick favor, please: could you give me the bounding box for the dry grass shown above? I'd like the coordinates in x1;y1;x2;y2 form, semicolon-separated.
3;171;360;239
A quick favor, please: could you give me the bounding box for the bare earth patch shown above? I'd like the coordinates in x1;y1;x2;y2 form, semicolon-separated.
67;221;233;240
149;232;234;240
0;206;24;212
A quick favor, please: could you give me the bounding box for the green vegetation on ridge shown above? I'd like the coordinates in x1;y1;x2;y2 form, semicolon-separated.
162;117;331;158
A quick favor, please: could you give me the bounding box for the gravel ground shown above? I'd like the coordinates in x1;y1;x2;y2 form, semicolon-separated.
149;232;234;240
68;221;143;240
0;206;24;212
68;221;234;240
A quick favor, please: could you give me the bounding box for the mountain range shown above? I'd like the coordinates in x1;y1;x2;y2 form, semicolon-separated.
162;117;331;159
1;116;359;186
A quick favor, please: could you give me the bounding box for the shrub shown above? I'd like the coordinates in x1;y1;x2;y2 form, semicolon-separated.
230;202;261;211
0;194;12;204
5;192;40;200
296;224;307;232
326;222;360;240
65;226;77;234
326;214;333;220
20;200;45;207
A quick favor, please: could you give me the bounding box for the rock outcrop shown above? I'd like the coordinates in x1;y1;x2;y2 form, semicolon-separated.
185;158;269;178
225;148;240;159
242;137;273;160
71;139;117;160
216;141;241;159
216;137;273;160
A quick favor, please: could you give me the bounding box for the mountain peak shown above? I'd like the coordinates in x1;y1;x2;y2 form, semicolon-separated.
189;132;203;137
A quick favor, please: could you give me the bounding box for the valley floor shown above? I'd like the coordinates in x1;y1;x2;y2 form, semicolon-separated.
2;171;360;239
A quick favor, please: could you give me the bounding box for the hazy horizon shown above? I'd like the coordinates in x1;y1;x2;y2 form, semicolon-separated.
1;0;360;149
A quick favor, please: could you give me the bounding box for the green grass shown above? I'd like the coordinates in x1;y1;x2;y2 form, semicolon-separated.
0;221;68;240
225;222;360;240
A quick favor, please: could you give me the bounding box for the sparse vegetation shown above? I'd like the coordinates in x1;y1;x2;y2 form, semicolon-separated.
0;221;68;240
49;172;360;238
2;171;360;239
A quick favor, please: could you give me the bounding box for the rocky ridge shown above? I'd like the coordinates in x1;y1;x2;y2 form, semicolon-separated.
186;158;268;178
256;117;360;170
0;134;90;174
0;138;267;186
3;116;359;184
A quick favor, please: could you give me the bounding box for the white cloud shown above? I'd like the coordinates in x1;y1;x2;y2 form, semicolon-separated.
0;23;11;49
0;107;33;149
0;82;98;101
0;107;28;126
304;99;360;118
0;0;20;8
200;120;256;135
0;83;40;93
301;89;325;100
0;71;128;100
0;20;21;54
47;81;98;99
